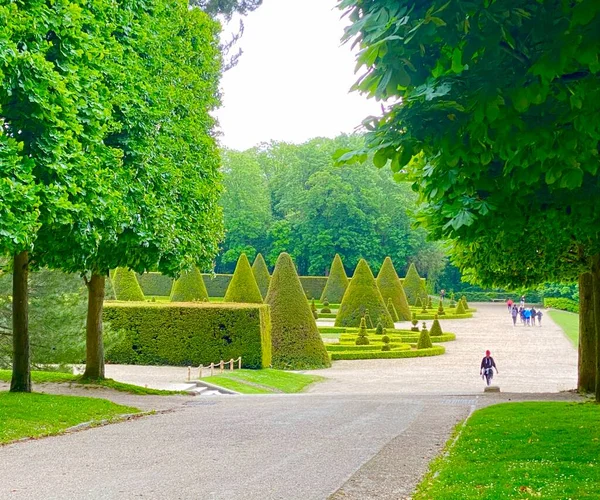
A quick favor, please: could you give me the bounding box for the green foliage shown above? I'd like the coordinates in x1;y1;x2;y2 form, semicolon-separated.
112;268;145;302
170;267;209;302
104;302;271;368
403;264;428;306
310;299;319;320
437;301;445;316
387;297;399;322
417;324;433;350
104;275;116;300
547;310;579;348
224;253;263;304
377;257;411;321
355;317;370;345
455;299;466;315
137;273;174;296
375;322;384;335
329;346;445;361
461;296;470;310
321;254;349;302
203;369;322;395
430;317;443;337
251;253;271;299
544;298;579;314
381;334;391;352
427;297;433;309
336;259;394;328
265;253;330;370
415;296;422;308
411;312;419;332
299;277;329;300
202;274;233;297
0;393;138;444
320;298;332;314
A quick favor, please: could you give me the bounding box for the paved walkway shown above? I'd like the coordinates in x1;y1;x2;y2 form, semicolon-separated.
308;303;577;394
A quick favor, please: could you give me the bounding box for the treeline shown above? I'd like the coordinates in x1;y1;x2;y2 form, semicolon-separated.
218;135;447;282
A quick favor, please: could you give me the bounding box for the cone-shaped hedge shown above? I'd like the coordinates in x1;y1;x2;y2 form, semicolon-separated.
251;253;271;299
355;317;370;345
403;263;427;305
335;259;394;328
113;267;145;301
387;297;399;322
461;296;470;310
170;267;209;302
455;299;466;314
105;274;116;300
417;323;433;349
266;253;330;369
320;254;349;302
377;257;412;321
430;316;443;337
225;253;263;304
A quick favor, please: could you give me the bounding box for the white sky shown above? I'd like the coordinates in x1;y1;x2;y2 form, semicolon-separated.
214;0;382;151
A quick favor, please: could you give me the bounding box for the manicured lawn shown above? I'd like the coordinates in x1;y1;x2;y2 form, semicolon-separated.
415;402;600;499
203;369;323;394
0;370;184;396
0;392;139;444
548;310;579;348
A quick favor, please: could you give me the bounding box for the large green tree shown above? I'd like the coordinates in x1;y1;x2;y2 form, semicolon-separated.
339;0;600;399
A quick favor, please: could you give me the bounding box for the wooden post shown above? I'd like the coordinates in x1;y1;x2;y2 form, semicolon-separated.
210;363;214;376
229;359;234;371
238;357;242;370
187;366;191;381
219;360;224;374
198;365;203;379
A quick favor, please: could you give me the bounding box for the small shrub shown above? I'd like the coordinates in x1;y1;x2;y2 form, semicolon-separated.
417;323;433;349
411;312;419;332
421;301;428;313
415;296;422;308
375;322;384;335
455;299;466;315
311;299;319;320
427;296;433;309
320;306;332;314
113;268;145;301
461;295;470;310
430;316;443;337
170;267;208;302
224;253;263;304
387;297;399;322
355;317;370;345
381;334;391;351
437;301;445;316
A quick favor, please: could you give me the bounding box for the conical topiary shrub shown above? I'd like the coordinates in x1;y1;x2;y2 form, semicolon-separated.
415;296;422;308
105;274;116;300
375;321;384;335
417;323;433;349
265;253;330;369
320;254;349;303
335;259;394;328
427;296;433;309
387;298;399;322
430;315;443;337
251;253;271;299
437;300;445;316
377;257;411;321
113;267;145;301
461;295;470;310
455;299;466;314
225;253;263;303
355;317;370;345
403;263;427;305
170;266;209;302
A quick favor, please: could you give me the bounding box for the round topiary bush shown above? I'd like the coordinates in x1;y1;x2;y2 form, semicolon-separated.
113;267;145;301
355;317;370;345
320;298;332;313
335;259;394;328
266;252;331;370
430;316;443;337
417;323;433;349
411;312;419;332
377;257;411;321
403;263;427;306
251;253;271;299
320;254;349;303
170;266;208;302
381;334;391;351
224;253;263;304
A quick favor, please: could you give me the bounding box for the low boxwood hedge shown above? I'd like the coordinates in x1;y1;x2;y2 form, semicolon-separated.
318;312;337;319
544;297;579;313
411;312;473;320
104;302;271;368
329;345;445;360
326;343;411;352
338;333;456;343
300;276;329;300
137;272;174;296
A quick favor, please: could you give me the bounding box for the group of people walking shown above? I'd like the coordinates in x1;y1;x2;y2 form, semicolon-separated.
506;297;542;327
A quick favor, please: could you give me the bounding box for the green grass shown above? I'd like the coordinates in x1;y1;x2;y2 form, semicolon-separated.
548;309;579;347
415;402;600;499
0;370;184;396
203;369;323;394
0;392;139;444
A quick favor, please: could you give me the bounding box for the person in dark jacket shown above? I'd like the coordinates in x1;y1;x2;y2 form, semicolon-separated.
480;350;498;385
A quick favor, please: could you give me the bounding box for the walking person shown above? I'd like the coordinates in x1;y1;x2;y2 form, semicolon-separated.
507;298;514;312
511;305;518;326
537;309;543;326
531;307;537;326
519;307;525;325
480;350;498;386
524;308;531;326
520;295;525;308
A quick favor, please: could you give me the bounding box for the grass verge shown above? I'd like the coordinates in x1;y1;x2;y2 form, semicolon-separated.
548;309;579;348
0;392;139;444
203;369;323;394
415;402;600;499
0;370;184;396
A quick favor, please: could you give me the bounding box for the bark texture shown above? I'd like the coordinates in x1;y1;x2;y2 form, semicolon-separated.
83;273;106;380
578;272;596;393
10;251;31;393
592;255;600;403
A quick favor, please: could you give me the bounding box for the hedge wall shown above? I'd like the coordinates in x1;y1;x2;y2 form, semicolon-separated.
300;276;329;300
137;272;174;296
329;346;445;360
202;274;233;297
104;302;271;368
544;297;579;313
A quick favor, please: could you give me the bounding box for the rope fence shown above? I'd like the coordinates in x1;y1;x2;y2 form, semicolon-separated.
186;357;242;381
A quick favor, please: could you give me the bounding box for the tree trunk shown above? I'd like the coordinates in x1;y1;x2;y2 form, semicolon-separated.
82;273;106;380
592;255;600;403
10;251;31;393
578;272;596;393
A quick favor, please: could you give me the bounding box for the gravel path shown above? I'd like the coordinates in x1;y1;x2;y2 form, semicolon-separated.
307;303;577;394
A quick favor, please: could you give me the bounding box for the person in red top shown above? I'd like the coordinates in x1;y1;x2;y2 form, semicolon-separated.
480;350;498;386
506;298;513;312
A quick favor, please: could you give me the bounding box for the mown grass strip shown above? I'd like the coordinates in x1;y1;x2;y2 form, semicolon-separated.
414;402;600;499
0;392;139;444
548;309;579;348
203;369;323;394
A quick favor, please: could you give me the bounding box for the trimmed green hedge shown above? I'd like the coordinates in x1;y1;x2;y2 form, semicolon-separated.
326;343;411;352
300;276;329;300
170;267;209;302
224;253;263;303
377;257;411;321
320;254;349;303
112;268;145;301
252;253;271;299
137;272;174;296
329;345;445;360
202;274;233;297
411;312;473;320
338;333;456;343
104;302;271;368
544;297;579;313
